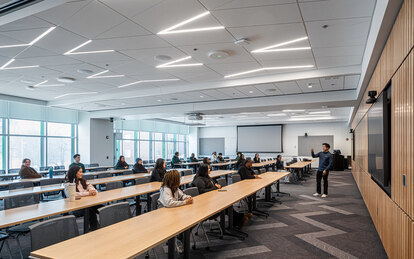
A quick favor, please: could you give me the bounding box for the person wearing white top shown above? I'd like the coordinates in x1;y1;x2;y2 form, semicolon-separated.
67;165;100;230
158;170;193;208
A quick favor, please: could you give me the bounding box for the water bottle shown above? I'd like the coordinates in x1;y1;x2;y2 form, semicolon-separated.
66;181;76;202
49;167;54;179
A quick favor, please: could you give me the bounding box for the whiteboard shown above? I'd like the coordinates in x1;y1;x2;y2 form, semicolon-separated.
298;135;334;156
199;138;225;156
237;125;282;153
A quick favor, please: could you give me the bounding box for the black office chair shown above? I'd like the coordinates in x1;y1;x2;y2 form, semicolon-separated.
82;174;95;181
8;168;20;174
97;172;112;178
105;181;123;191
8;182;34;190
98;202;132;228
40;178;65;200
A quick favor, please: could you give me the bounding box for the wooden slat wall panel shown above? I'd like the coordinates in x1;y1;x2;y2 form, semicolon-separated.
351;0;414;257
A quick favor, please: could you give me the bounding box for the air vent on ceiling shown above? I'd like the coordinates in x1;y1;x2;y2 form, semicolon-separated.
0;0;44;16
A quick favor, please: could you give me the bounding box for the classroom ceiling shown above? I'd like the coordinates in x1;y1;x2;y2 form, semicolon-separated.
0;0;380;124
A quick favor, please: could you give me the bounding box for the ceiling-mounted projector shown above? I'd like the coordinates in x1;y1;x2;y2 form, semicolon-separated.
187;113;203;120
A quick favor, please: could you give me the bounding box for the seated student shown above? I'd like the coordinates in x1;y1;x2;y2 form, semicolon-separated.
150;158;167;182
19;158;41;179
133;158;150;174
210;152;217;162
238;158;260;180
216;153;225;163
276;155;285;171
203;157;211;165
69;154;86;172
192;164;251;228
253;153;260;163
171;152;181;168
235;154;246;169
158;170;193;208
115;155;129;169
236;152;242;160
67;165;100;230
188;153;198;162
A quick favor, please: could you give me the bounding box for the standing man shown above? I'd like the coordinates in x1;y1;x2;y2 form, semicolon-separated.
311;143;333;198
69;154;86;172
19;158;41;179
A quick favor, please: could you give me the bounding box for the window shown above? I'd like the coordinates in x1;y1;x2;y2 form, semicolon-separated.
122;140;134;164
139;140;150;160
123;131;134;139
47;138;71;167
140;131;149;140
9;119;41;135
154;141;163;159
48;122;71;137
9;136;41;169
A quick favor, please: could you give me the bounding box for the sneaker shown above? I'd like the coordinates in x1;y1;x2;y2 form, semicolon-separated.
321;194;328;198
313;193;321;197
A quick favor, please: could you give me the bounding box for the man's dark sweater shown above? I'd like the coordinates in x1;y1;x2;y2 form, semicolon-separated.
311;151;333;172
238;165;256;180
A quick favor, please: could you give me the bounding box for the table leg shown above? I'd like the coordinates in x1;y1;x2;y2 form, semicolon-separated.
183;229;190;259
251;194;269;217
135;195;141;216
83;208;89;234
273;180;290;196
167;236;176;259
147;194;152;212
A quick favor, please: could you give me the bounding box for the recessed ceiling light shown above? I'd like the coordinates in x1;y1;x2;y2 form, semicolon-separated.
0;27;55;49
224;65;314;78
240;112;261;115
64;40;114;55
290;116;333;121
87;70;124;79
157;11;224;35
118;78;179;88
154;55;172;61
267;113;287;117
249;90;254;93
156;56;203;68
309;111;331;115
208;51;229;60
283;109;305;112
251;37;309;53
0;59;39;70
56;77;76;83
55;92;97;99
157;99;162;102
200;95;204;98
308;83;313;88
26;86;35;91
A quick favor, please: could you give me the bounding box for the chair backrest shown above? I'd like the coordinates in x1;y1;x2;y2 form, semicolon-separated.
94;168;107;172
216;178;227;187
150;192;160;211
40;178;64;186
82;174;95;180
4;193;40;209
9;181;34;190
105;181;123;191
54;165;64;170
135;177;150;185
232;174;241;183
29;215;79;250
182;170;192;176
84;164;90;168
8;168;20;174
253;169;259;175
97;202;132;228
183;187;199;197
0;169;5;174
89;163;99;167
259;168;266;174
39;166;51;171
97;172;112;178
122;170;133;175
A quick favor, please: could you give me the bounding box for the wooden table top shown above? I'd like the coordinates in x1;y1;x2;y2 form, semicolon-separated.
0;170;235;229
30;171;289;259
251;160;277;167
210;161;236;167
284;160;314;169
0;184;65;200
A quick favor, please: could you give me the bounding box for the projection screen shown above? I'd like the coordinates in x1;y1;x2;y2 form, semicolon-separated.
237;125;283;153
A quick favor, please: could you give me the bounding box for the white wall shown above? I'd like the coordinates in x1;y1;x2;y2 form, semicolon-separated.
90;119;114;166
77;112;91;163
188;127;198;156
195;122;352;159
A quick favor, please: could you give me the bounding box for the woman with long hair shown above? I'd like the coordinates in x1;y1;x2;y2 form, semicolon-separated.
158;170;193;208
66;165;100;230
253;153;260;163
115;155;129;169
150;158;167;182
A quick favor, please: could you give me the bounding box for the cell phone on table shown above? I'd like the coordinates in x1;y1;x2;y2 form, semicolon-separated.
75;197;81;200
218;189;227;192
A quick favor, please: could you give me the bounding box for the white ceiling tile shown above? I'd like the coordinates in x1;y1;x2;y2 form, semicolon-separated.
275;81;302;94
211;0;296;10
34;0;90;26
109;60;163;76
299;0;376;21
200;89;229;99
216;87;247;98
254;83;283;96
121;47;187;67
319;76;344;91
92;35;170;50
212;4;302;27
258;57;315;67
99;0;164;18
33;27;87;54
95;20;151;39
296;78;322;93
236;85;265;97
206;61;261;74
184;91;215;100
20;55;82;66
316;55;362;69
158;29;235;46
0;16;52;31
60;1;126;38
172;70;223;83
13;46;57;59
306;17;371;48
68;51;133;63
313;45;365;58
253;49;314;62
197;0;234;10
344;74;360;89
1;27;50;44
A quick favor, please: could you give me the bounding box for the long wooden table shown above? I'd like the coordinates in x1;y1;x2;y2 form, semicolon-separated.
210;161;236;167
251;160;277;168
30;171;289;259
0;170;236;230
284;160;314;182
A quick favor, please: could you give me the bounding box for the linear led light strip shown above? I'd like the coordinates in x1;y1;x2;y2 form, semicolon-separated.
34;80;64;87
64;40;114;55
251;37;310;53
55;92;97;99
158;11;224;35
0;27;56;49
118;78;180;88
0;58;39;70
156;56;203;68
224;65;314;78
87;70;124;79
